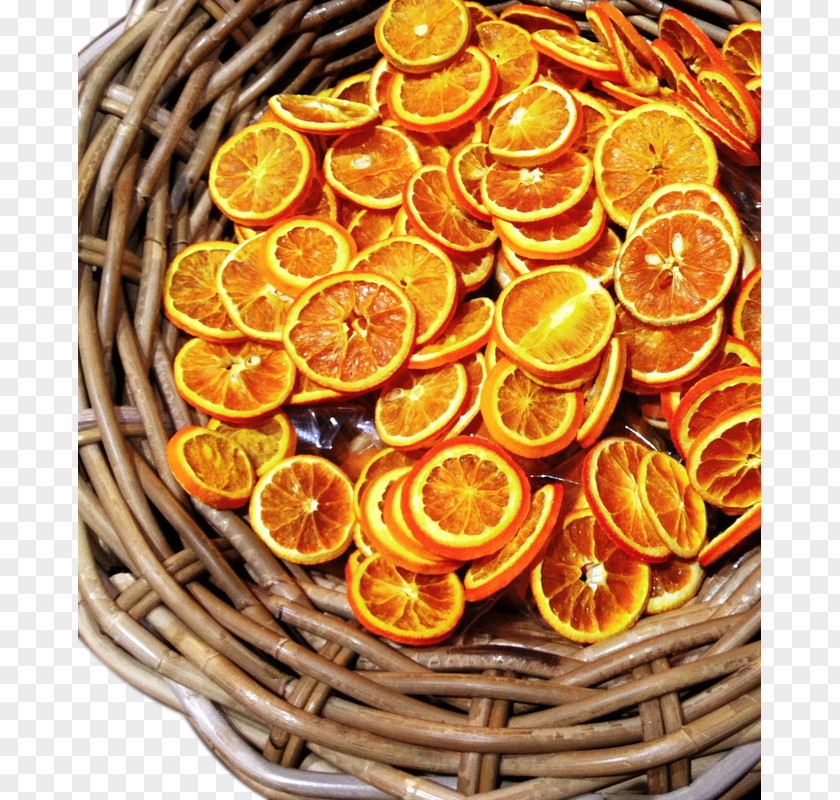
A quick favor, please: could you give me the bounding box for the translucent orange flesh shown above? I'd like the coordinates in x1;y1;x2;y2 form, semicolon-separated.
489;82;575;156
474;21;539;97
378;0;468;65
179;431;254;496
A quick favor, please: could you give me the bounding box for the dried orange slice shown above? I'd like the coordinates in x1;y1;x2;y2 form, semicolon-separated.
638;450;707;558
268;94;378;134
173;338;296;422
480;358;583;458
163;241;245;342
260;216;356;297
165;426;255;509
646;557;705;614
389;47;497;133
404;165;498;253
374;0;471;74
745;76;760;106
583;438;671;563
481;150;593;223
686;404;761;514
386;123;451;166
285;371;349;406
426;351;487;443
594;103;718;229
367;57;398;116
474;20;539;98
344;547;367;581
206;411;296;478
250;455;355;564
450;247;496;294
446;141;493;222
375;361;468;449
698;503;760;567
658;8;726;76
538;57;588;91
576;336;627;448
616;304;724;389
696;66;760;146
466;0;497;27
283;272;416;394
324;125;422;209
487;81;581;167
402;435;531;559
570;90;614;160
721;21;761;85
499;4;578;34
465;483;563;602
532;29;622;83
590;2;662;76
531;508;650;643
731;266;761;358
493;265;616;380
348;236;458;345
409;296;494;369
332;74;372;104
345;207;396;251
615;209;740;326
348;553;465;645
352;447;418;521
208;121;314;226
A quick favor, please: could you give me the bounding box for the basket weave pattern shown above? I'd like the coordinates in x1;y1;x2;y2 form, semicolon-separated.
78;1;761;797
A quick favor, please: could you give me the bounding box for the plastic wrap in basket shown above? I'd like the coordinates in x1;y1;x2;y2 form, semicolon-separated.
78;1;761;798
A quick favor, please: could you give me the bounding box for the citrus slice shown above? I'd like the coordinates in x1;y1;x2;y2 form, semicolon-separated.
593;103;718;229
493;265;615;380
480;358;583;458
332;74;372;104
466;0;497;27
576;336;627;448
638;450;707;558
697;503;760;567
614;209;740;326
499;4;578;35
531;508;650;643
672;366;762;459
646;557;705;614
426;351;487;442
589;1;662;77
404;165;498;253
409;296;494;369
465;483;563;602
367;57;398;116
721;21;761;85
283;271;416;393
344;547;367;582
480;150;593;223
285;371;348;406
745;76;761;107
353;447;418;521
474;20;539;98
449;247;496;293
267;94;378;134
208;121;314;226
389;46;498;133
348;553;465;645
345;207;396;251
260;216;356;297
532;29;622;83
385;123;451;166
446;141;493;222
616;304;724;389
165;426;255;509
731;266;761;358
686;404;761;514
696;66;760;146
375;361;468;449
173;338;296;422
324;125;422;209
538;57;588;91
591;80;653;109
163;241;245;343
250;455;355;564
487;81;581;167
206;411;296;478
583;437;671;562
658;8;726;75
347;236;458;345
401;435;531;559
570;90;614;160
374;0;471;74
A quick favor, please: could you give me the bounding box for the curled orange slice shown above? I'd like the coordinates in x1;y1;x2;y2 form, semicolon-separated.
206;411;296;478
576;336;627;449
409;296;495;370
532;29;622;83
731;265;761;358
646;557;705;614
268;94;378;134
698;503;760;567
474;20;539;98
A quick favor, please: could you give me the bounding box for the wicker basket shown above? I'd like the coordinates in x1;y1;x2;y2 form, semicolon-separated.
78;1;761;797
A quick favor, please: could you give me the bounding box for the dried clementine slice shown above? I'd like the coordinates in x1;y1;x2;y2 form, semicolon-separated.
721;21;761;85
425;351;487;443
480;358;583;458
465;0;497;27
345;207;396;251
658;8;726;76
285;371;349;406
576;336;627;448
324;125;422;209
650;38;689;91
374;0;471;74
494;265;616;380
583;437;671;562
446;141;493;222
465;483;563;602
538;57;588;91
409;296;494;369
208;121;314;226
570;90;614;160
646;557;705;614
332;73;372;104
367;57;398;116
352;447;418;521
173;338;296;422
450;247;496;294
348;236;458;346
474;20;539;98
389;47;498;133
268;94;378;134
480;150;592;223
531;508;650;643
589;1;662;77
250;455;355;564
165;426;255;509
686;404;760;514
283;272;416;394
488;81;581;167
348;553;465;645
614;209;740;326
402;435;531;559
163;241;245;343
594;103;718;229
499;4;578;35
404;165;498;253
731;266;761;358
384;123;451;166
206;411;296;478
532;29;622;83
697;502;760;567
697;65;760;146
